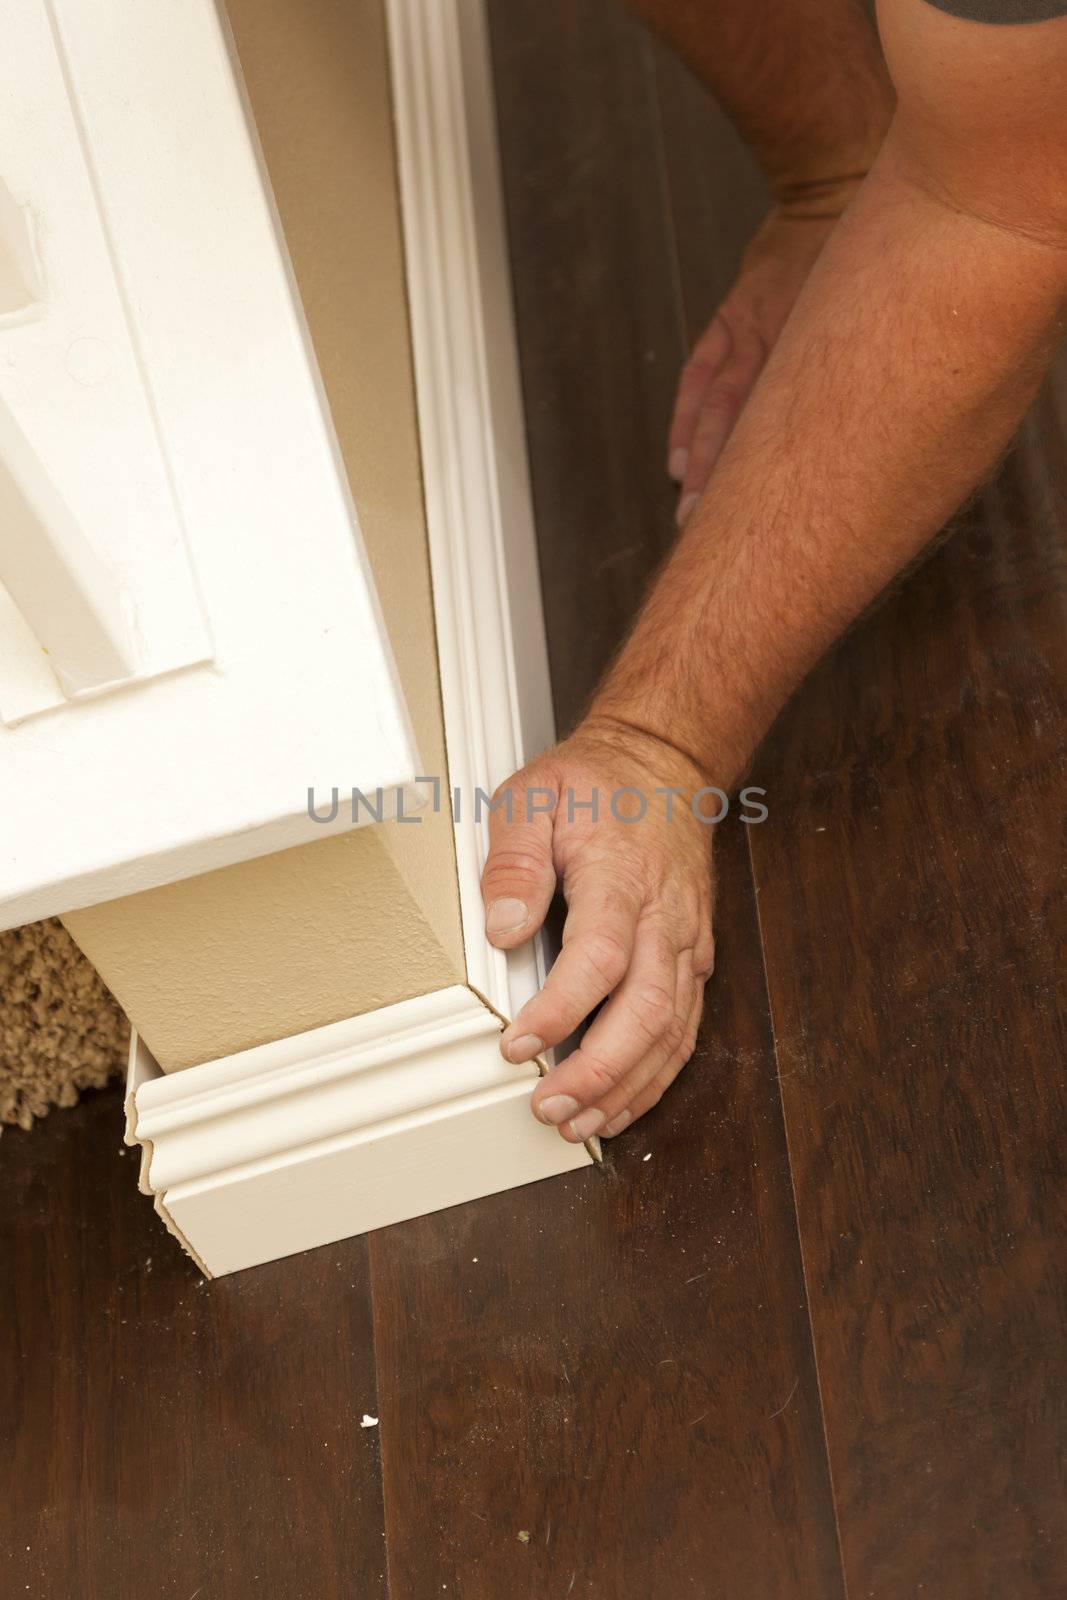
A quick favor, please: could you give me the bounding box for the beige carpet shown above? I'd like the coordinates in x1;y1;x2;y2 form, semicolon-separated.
0;919;128;1132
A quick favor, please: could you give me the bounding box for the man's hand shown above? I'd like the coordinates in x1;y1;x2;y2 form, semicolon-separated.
668;197;854;523
630;0;893;520
480;721;716;1142
482;0;1067;1150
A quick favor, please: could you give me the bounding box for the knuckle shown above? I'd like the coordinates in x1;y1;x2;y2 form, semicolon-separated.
678;892;706;946
579;930;630;991
637;846;671;891
530;1007;568;1046
693;316;731;362
641;910;685;965
741;329;767;367
682;356;716;385
645;908;680;952
693;932;716;980
575;874;640;925
703;382;744;417
483;848;550;893
488;769;530;815
631;982;676;1041
642;1080;667;1114
580;1053;626;1099
661;1010;688;1056
491;765;556;818
677;1014;700;1061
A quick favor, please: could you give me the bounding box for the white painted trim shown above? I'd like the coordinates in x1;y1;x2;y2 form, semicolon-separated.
0;397;137;695
123;0;594;1276
0;175;40;314
0;0;417;920
126;987;588;1277
387;0;556;1023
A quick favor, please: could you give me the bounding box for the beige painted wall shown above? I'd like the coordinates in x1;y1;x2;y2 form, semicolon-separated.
63;0;466;1070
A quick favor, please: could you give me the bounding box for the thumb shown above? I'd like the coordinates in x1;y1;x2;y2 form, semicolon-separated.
481;766;559;949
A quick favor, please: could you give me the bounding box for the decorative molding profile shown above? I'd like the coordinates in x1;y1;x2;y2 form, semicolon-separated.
124;0;594;1276
126;989;589;1277
387;0;557;1024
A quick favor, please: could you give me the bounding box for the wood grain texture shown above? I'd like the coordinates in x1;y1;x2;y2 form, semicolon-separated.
651;33;1067;1594
370;825;842;1600
368;6;843;1596
485;0;683;733
0;1085;388;1600
746;375;1067;1599
651;46;769;334
3;4;1063;1596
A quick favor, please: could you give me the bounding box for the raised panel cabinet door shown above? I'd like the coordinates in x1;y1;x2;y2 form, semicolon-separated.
0;0;417;929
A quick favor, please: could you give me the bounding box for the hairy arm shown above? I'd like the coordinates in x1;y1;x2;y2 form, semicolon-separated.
632;0;894;200
483;0;1067;1143
632;0;896;509
596;0;1067;787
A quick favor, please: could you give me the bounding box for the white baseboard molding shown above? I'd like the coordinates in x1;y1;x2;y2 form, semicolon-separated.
126;986;589;1277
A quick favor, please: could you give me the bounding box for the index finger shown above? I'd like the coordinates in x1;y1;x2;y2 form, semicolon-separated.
499;863;642;1061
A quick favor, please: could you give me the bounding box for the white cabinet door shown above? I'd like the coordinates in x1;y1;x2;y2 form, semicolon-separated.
0;0;417;929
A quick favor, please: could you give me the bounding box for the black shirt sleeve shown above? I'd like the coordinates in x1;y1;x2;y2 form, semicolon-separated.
923;0;1067;20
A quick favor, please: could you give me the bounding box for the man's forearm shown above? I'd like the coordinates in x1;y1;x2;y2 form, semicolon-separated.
481;0;1067;1144
631;0;894;203
591;137;1067;787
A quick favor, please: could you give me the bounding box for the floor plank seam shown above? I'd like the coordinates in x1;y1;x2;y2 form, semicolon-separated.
366;1237;395;1600
641;32;690;365
648;27;853;1590
743;825;853;1600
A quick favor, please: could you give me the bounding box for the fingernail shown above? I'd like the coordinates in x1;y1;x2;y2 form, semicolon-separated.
677;492;699;525
569;1107;605;1140
504;1032;544;1063
537;1094;580;1125
486;897;529;936
602;1109;632;1137
668;446;689;482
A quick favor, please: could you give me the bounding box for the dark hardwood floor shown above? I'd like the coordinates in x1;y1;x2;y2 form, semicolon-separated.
2;3;1064;1596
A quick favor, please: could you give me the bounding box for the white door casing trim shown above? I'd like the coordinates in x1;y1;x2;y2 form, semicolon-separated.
387;0;556;1024
124;0;593;1276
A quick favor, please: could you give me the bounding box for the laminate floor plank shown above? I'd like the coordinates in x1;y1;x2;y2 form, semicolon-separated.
745;381;1067;1598
370;823;843;1600
482;0;684;734
0;1085;389;1600
651;47;769;340
652;38;1067;1591
368;6;844;1596
10;11;1054;1600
